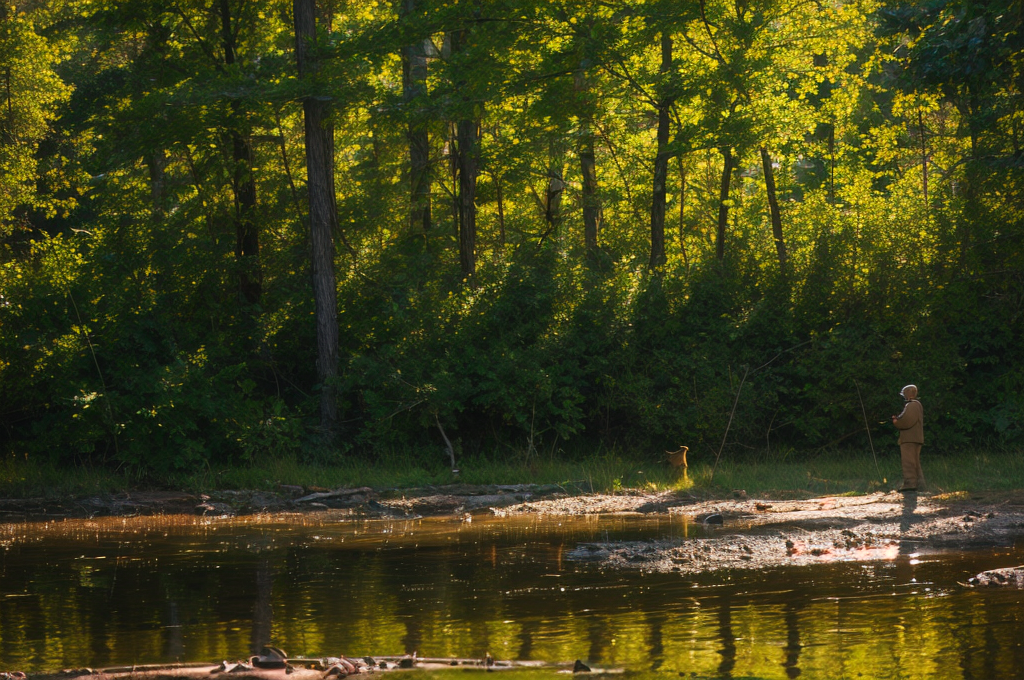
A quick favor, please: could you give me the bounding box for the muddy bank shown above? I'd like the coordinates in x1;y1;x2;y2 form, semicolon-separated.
491;488;697;516
562;491;1024;575
0;483;573;519
0;481;690;520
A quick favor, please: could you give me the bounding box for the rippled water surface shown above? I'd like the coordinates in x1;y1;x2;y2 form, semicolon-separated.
1;513;1022;679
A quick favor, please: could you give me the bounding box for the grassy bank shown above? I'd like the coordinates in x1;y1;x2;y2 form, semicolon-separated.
1;448;1022;500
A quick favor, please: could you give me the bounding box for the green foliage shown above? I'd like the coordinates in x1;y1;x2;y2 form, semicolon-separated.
0;0;1022;477
0;4;73;228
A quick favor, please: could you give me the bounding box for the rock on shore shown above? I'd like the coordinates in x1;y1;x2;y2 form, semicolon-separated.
968;566;1024;588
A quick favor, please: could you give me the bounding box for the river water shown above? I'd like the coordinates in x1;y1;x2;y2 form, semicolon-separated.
0;513;1022;679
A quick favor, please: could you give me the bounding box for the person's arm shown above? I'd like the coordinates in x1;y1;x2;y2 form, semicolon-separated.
892;402;919;430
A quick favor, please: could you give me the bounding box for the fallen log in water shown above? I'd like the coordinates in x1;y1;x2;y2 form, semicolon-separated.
4;652;612;680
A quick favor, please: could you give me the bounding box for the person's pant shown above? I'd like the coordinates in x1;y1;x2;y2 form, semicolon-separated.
900;442;925;490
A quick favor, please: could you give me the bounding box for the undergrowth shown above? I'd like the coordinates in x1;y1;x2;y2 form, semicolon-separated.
1;447;1022;500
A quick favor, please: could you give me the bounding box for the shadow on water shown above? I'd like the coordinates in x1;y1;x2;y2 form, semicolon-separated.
0;513;1022;679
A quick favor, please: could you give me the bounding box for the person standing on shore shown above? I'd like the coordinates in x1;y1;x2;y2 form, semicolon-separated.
892;384;925;492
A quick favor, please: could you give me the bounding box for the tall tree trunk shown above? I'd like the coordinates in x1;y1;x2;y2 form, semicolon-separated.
220;0;236;64
575;68;600;254
759;147;786;273
145;22;170;226
220;0;261;305
232;133;260;304
183;146;216;240
3;66;11;143
961;154;976;270
448;121;459;237
960;93;982;268
147;150;167;223
400;0;431;234
917;108;928;208
544;141;565;236
649;32;672;269
678;154;689;273
451;28;478;278
457;117;478;277
295;0;340;435
1;4;10;146
827;123;835;205
715;145;733;262
495;172;505;248
580;135;600;253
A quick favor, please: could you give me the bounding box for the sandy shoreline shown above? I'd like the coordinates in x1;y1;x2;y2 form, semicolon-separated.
2;485;1023;577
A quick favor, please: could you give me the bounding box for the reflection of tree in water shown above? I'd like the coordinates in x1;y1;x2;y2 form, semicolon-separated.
395;550;444;655
782;601;802;679
86;589;112;668
982;599;1000;680
1012;613;1024;677
163;600;184;661
250;557;275;656
954;597;977;680
401;608;422;655
716;598;736;679
1011;610;1024;676
6;521;1024;677
516;619;539;659
833;594;852;679
952;592;1020;678
587;617;609;664
646;612;665;671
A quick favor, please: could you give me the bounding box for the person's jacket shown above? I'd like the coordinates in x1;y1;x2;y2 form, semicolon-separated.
894;400;924;444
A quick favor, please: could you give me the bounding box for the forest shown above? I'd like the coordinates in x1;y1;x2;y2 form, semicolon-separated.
1;0;1022;476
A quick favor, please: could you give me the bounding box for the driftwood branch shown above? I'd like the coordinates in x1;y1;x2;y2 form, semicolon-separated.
13;654;603;680
710;366;748;482
435;414;457;470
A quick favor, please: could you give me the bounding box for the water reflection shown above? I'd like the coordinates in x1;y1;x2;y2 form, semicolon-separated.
250;557;275;656
645;612;664;671
782;601;801;679
0;515;1022;679
715;597;735;679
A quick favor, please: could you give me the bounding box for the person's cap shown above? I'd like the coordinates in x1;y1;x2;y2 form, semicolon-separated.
900;385;918;399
